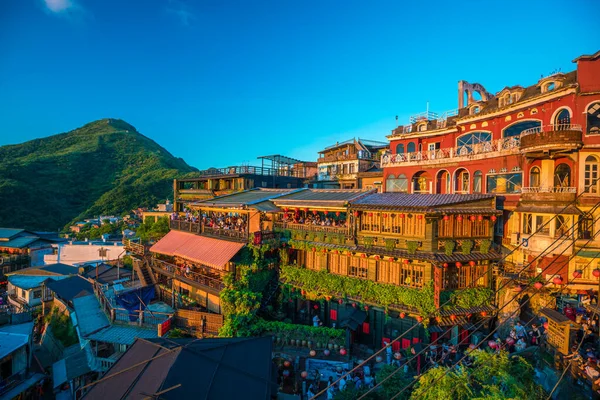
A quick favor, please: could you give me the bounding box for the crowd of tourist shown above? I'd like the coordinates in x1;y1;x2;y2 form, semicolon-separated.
283;212;347;228
171;210;247;232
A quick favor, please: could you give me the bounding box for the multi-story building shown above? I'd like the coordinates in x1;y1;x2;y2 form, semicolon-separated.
381;50;600;290
173;155;316;212
317;138;387;189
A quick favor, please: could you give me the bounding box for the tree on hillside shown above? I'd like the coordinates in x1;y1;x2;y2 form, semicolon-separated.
408;350;545;400
136;216;170;243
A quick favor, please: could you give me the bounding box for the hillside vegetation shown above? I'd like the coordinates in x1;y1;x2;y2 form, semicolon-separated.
0;119;196;230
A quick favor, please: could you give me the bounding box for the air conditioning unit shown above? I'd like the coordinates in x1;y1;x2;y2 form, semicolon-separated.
511;232;520;246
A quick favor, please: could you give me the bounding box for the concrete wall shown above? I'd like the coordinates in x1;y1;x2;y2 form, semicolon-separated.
44;242;125;266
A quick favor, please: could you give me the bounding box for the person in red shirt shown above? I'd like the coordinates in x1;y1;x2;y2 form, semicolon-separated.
564;303;576;321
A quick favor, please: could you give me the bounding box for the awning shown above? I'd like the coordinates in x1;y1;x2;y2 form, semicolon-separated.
150;230;245;270
514;204;582;215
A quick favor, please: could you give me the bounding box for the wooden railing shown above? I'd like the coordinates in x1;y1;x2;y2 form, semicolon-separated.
174;309;223;337
274;221;348;236
169;220;249;241
151;259;225;292
123;239;146;256
521;186;576;193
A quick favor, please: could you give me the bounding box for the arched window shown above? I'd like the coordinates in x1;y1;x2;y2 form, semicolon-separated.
418;124;427;132
473;171;482;193
545;82;555;92
471;106;480;115
436;170;451;194
587;102;600;135
554;163;571;187
554;109;571;127
455;169;470;193
418;143;423;152
407;142;416;154
396;143;405;154
530;167;540;188
412;171;431;193
585;156;599;194
456;132;492;154
386;174;408;193
503;120;541;138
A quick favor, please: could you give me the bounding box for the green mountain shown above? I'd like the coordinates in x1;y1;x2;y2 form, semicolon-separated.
0;118;197;231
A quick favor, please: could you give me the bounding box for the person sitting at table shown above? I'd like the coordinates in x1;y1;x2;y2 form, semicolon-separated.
584;360;600;381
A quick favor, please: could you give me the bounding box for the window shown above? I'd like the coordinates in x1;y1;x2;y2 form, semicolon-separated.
555;216;568;238
523;213;533;234
386;174;408;193
530;167;540;188
401;263;424;288
536;215;550;235
554;109;571;127
396;143;405;154
471;106;480;115
348;258;368;278
486;172;522;194
455;169;469;193
473;171;482;193
579;215;594;239
21;289;26;298
456;132;492;154
360;212;380;232
407;142;416;153
554;164;571;187
585;155;599;194
418;124;427;132
587;103;600;135
511;93;520;103
545;82;556;92
33;290;42;299
503;120;541;138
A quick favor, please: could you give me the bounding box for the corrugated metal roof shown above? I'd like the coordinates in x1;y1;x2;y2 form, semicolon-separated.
0;228;24;240
273;189;373;208
52;348;91;389
72;294;110;337
16;263;78;276
193;188;297;207
350;193;495;210
0;236;40;249
0;322;32;360
87;325;158;345
7;275;67;290
46;276;93;301
150;230;244;270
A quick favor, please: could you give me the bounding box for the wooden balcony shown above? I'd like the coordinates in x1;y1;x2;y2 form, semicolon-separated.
274;221;351;245
150;259;225;294
520;124;583;157
275;221;349;236
520;186;577;202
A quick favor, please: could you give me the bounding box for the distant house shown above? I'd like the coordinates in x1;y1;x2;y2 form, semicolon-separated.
0;322;45;399
44;241;126;267
81;337;277;399
82;263;133;285
45;275;94;310
6;275;68;312
0;228;60;273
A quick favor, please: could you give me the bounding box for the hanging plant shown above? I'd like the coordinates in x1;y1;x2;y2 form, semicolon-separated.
480;239;492;254
461;240;474;255
444;240;455;256
363;237;374;248
385;238;396;251
406;240;419;255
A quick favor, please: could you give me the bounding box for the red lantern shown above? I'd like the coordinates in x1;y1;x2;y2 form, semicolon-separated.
374;255;380;260
325;296;331;301
403;259;410;265
442;263;449;268
469;260;476;267
553;276;563;285
364;305;369;311
417;214;423;220
301;370;308;378
284;207;289;212
481;311;487;317
310;350;317;357
389;257;395;261
534;282;544;290
435;316;442;323
450;314;457;321
573;270;583;279
324;349;330;356
352;302;357;308
399;312;406;319
340;348;347;356
336;211;341;217
361;253;367;258
443;215;449;221
322;248;327;253
594;269;600;278
353;211;359;217
369;212;373;217
312;247;316;252
399;213;405;219
383;213;387;218
304;208;309;213
457;215;463;222
301;290;306;295
469;215;476;222
456;262;462;268
491;215;497;222
334;250;339;254
313;305;319;310
313;210;318;215
543;322;549;329
416;316;423;323
338;298;343;305
284;360;291;367
324;210;329;215
478;215;484;221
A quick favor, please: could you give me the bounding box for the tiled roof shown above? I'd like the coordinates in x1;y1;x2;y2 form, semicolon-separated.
350;193;495;211
273;189;374;208
193;188;297;207
86;325;158;345
150;230;244;270
0;228;24;240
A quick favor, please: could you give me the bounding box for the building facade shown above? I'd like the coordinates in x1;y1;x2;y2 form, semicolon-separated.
381;51;600;290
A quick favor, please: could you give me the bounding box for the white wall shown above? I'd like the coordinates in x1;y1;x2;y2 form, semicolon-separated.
44;242;125;266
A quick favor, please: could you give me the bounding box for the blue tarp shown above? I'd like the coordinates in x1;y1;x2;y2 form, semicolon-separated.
115;286;155;321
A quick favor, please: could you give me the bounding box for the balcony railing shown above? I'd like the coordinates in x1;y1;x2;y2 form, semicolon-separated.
151;259;225;291
319;152;373;163
169;220;249;241
381;137;520;167
520;124;582;137
194;165;305;178
0;254;29;266
274;221;349;236
521;186;576;193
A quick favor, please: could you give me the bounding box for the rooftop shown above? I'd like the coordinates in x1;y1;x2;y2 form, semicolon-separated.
0;322;33;360
350;193;496;211
7;274;67;290
86;324;158;346
72;294;110;337
46;276;93;302
82;264;133;285
191;188;299;208
82;337;275;400
14;263;79;276
271;188;375;209
0;228;25;240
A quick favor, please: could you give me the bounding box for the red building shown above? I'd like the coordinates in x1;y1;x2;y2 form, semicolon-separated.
381;51;600;286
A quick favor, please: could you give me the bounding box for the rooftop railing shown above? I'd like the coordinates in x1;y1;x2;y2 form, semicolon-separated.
521;186;577;194
151;259;225;291
381;137;520;167
195;165;306;178
169;219;249;241
520;124;582;137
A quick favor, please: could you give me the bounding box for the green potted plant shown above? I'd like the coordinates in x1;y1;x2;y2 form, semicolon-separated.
480;239;492;254
444;240;455;256
461;240;474;255
407;241;419;255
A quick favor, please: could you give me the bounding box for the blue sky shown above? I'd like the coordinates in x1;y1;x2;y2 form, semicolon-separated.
0;0;598;169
